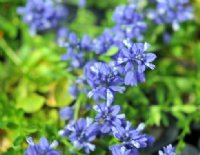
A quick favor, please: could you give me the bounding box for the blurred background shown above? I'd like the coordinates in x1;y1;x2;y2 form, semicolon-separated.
0;0;200;154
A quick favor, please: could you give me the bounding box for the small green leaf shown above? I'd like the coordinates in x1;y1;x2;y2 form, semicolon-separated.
104;46;118;56
147;106;161;126
98;55;111;62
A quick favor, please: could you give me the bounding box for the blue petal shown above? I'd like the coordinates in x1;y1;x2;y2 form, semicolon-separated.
125;71;137;86
38;137;49;150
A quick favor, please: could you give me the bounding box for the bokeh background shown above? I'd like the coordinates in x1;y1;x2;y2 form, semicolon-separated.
0;0;200;154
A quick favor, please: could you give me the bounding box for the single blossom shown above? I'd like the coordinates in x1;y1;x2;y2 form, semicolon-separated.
24;137;61;155
56;27;69;46
85;62;125;105
110;145;140;155
110;121;154;155
93;29;115;55
59;106;74;121
93;103;125;133
62;118;100;154
158;144;177;155
61;33;93;69
116;40;156;86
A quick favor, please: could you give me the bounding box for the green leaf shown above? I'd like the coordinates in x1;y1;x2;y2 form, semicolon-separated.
13;136;24;146
17;93;45;113
172;104;197;114
98;55;111;62
147;106;161;126
103;46;118;56
181;105;197;113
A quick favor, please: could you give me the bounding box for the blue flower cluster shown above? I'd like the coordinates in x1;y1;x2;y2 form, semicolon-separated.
57;3;157;153
59;45;156;154
24;137;61;155
147;0;193;30
113;5;147;41
91;4;147;55
59;104;154;154
85;40;156;104
24;135;178;155
17;0;68;35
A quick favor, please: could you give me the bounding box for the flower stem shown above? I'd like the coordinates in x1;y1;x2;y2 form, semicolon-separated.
74;93;84;121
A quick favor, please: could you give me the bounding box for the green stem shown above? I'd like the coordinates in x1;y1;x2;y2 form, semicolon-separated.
74;93;84;121
0;39;21;66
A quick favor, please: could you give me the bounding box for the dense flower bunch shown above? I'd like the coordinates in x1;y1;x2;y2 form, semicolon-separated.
58;40;156;154
24;137;61;155
147;0;193;30
17;0;68;35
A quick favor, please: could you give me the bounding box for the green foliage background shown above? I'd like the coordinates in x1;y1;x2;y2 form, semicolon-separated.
0;0;200;154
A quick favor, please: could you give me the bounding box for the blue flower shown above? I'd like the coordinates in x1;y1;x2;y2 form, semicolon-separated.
61;33;93;69
64;118;100;154
110;122;154;155
85;62;125;105
17;0;68;35
116;41;156;86
69;84;80;99
93;103;125;134
93;29;115;55
56;27;69;46
158;144;177;155
59;106;74;121
113;5;147;40
110;145;140;155
24;137;61;155
68;77;88;99
147;0;193;31
59;120;75;137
